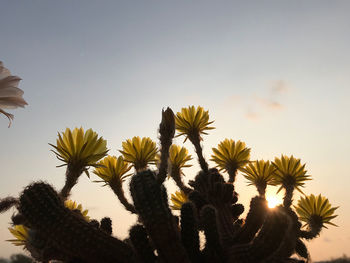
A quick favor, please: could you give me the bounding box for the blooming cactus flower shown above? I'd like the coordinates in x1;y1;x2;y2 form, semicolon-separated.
0;61;28;127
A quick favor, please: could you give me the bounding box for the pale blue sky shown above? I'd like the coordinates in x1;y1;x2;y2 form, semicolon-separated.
1;1;350;261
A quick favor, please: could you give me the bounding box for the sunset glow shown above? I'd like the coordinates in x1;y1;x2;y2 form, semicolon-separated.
266;195;283;208
0;1;349;261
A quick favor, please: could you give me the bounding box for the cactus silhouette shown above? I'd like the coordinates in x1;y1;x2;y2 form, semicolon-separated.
1;106;338;263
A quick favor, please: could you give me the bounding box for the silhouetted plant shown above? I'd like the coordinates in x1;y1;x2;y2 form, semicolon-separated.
0;106;338;263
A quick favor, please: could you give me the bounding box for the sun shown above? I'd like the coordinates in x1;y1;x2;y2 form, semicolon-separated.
266;195;282;208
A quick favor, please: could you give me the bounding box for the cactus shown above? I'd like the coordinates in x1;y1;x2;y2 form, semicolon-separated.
2;106;338;262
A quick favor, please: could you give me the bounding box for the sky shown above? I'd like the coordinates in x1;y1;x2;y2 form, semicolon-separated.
1;1;350;261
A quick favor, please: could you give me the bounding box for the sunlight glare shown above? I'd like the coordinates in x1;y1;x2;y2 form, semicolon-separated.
266;195;282;208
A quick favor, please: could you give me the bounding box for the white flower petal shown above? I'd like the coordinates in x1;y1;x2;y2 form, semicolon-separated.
0;61;11;80
0;97;28;109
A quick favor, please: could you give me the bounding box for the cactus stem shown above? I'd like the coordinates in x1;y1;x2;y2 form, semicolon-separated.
110;183;136;214
190;135;208;173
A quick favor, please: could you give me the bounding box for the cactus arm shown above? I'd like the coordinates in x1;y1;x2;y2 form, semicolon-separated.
109;183;136;214
295;238;309;260
60;166;83;199
227;209;291;263
201;205;226;262
231;203;244;219
170;167;193;194
283;185;294;208
266;208;300;261
130;170;190;263
100;217;113;235
180;202;201;262
19;182;136;263
227;166;238;183
233;196;268;244
157;108;175;184
190;135;209;173
129;224;157;263
0;196;18;213
299;226;322;240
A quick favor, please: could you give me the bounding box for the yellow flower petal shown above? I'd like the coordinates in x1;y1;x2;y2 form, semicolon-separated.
119;137;157;171
211;139;250;172
294;194;338;228
170;190;188;210
50;127;108;169
175;106;214;141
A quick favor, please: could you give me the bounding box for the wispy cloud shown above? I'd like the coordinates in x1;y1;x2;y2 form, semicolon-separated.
253;79;289;112
245;110;260;120
224;79;290;120
255;97;284;110
270;80;289;94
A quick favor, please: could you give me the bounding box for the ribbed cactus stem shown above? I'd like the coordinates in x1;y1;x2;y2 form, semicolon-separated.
20;182;136;263
190;135;208;173
270;208;301;259
201;205;225;262
283;185;294;208
180;202;201;262
130;170;190;263
227;209;291;262
157;107;175;184
249;208;291;260
295;238;309;260
233;196;268;244
231;204;244;219
110;183;136;214
215;203;236;243
100;217;112;235
60;165;83;199
25;229;66;262
171;168;192;194
256;180;267;197
129;224;157;263
89;219;100;229
299;215;323;240
188;190;207;211
227;166;237;183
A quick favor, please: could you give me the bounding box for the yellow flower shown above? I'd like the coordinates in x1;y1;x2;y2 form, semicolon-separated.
295;194;338;228
272;155;311;193
93;155;132;186
241;160;276;195
0;61;28;127
169;144;192;172
170;190;188;210
119;136;158;171
7;225;29;246
175;106;214;142
64;200;90;221
211;139;251;172
50;127;108;169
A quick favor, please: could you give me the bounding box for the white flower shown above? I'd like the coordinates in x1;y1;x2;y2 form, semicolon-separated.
0;61;27;127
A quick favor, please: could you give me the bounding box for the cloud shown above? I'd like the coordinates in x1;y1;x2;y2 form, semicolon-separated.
270;80;289;94
243;79;290;120
245;110;259;120
255;97;284;110
224;79;290;121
